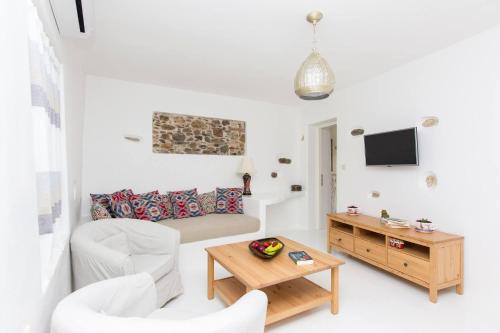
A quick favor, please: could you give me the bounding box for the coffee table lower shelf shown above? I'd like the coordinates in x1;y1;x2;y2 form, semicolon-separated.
214;276;332;325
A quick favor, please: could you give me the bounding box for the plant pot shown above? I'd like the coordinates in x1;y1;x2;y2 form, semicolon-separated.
416;220;433;231
347;206;359;215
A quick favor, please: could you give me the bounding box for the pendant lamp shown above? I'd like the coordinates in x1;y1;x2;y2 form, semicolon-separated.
294;11;335;100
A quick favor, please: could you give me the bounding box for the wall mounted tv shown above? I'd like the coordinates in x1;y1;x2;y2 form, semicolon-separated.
364;127;419;166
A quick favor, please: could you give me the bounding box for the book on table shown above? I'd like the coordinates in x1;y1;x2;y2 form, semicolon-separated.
288;251;314;266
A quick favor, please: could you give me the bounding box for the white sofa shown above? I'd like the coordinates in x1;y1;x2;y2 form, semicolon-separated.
71;219;183;306
51;273;268;333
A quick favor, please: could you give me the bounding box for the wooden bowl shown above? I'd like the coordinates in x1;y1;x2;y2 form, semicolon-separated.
248;238;285;259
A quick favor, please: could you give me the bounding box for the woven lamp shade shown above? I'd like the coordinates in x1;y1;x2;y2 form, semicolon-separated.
294;50;335;100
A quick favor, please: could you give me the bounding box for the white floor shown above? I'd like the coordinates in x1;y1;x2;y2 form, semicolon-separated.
168;229;469;333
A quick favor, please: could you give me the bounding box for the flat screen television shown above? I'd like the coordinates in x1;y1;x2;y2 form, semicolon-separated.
364;127;419;166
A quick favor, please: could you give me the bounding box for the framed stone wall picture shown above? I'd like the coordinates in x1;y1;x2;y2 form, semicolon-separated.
152;112;246;155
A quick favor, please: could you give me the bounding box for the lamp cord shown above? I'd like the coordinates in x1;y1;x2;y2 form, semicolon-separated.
312;22;318;52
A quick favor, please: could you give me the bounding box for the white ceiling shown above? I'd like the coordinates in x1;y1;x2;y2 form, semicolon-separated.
82;0;500;105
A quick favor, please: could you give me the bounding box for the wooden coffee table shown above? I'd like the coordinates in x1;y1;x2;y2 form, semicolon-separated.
205;236;344;325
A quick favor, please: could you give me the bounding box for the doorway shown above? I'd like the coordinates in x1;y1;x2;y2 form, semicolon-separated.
319;124;337;222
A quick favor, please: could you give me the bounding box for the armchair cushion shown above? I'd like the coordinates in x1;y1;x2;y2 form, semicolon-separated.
100;232;130;255
131;254;174;281
51;273;267;333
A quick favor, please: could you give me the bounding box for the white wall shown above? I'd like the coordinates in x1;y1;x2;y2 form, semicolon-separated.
301;24;500;330
81;76;302;225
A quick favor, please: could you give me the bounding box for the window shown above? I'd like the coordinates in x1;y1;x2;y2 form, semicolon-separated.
27;0;69;290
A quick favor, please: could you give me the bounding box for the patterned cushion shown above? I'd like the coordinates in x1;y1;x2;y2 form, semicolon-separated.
90;193;112;214
159;194;174;219
90;202;111;220
129;191;170;221
169;188;205;219
199;191;216;214
90;189;133;217
110;189;134;201
110;197;136;218
216;187;244;214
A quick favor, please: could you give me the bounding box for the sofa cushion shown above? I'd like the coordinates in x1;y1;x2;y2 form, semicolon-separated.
158;214;259;243
131;254;174;281
159;194;174;219
90;193;112;215
169;188;205;219
100;232;130;255
198;191;216;214
129;192;170;222
215;187;243;214
91;202;112;221
110;197;136;218
110;189;134;201
90;189;133;217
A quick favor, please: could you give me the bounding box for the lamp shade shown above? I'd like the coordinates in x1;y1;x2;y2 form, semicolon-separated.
294;50;335;100
238;157;255;174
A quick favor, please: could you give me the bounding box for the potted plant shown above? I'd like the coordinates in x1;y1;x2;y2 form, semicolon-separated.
347;205;359;215
416;218;433;231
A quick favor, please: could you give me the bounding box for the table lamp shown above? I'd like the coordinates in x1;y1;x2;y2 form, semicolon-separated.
238;157;255;196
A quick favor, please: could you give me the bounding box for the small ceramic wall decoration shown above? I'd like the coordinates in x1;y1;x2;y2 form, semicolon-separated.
425;172;438;188
421;116;439;128
124;135;142;142
351;128;364;136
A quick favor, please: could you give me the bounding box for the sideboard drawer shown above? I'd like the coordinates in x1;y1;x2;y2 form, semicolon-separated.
330;230;354;252
388;250;430;282
354;238;387;265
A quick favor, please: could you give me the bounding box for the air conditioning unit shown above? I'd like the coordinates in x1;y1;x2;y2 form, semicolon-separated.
49;0;94;37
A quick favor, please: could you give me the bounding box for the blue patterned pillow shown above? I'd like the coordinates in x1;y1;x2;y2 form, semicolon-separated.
129;191;170;221
169;188;205;219
110;197;136;218
216;188;243;214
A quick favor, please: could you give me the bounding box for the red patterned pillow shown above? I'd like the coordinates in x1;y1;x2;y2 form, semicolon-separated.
129;191;170;221
216;187;243;214
91;189;133;217
110;197;136;218
169;188;205;219
159;194;174;219
110;189;134;201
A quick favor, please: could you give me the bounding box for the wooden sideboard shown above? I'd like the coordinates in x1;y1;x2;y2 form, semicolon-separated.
327;213;464;303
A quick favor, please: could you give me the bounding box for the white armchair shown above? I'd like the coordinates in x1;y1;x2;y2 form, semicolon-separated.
51;273;268;333
71;219;183;306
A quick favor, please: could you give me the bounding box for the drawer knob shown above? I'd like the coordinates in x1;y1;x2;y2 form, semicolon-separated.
403;262;408;267
366;249;371;253
337;238;342;242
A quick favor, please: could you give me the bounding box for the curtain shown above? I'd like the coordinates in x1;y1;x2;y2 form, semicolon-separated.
27;1;63;235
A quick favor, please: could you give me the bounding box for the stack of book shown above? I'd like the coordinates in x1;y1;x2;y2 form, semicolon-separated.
381;217;410;228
